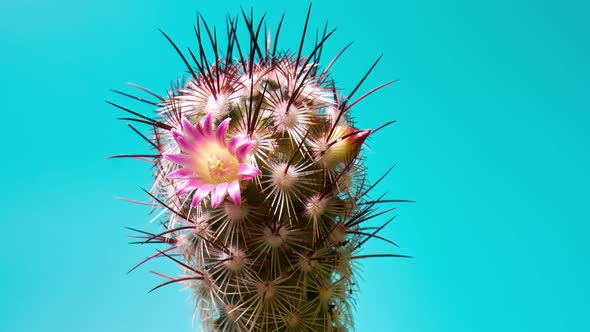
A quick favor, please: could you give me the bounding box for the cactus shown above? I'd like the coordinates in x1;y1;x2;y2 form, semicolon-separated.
110;7;409;332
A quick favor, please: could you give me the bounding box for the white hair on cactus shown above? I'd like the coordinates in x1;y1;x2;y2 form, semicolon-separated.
111;6;408;332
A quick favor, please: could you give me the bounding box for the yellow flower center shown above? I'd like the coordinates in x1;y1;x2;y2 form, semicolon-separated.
193;143;240;184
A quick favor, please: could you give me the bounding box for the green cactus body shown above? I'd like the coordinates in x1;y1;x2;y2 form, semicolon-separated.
112;8;407;332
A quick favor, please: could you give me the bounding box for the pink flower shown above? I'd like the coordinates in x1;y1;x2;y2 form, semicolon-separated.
163;113;261;208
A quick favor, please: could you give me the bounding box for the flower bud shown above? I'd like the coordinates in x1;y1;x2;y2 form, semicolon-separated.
315;125;370;167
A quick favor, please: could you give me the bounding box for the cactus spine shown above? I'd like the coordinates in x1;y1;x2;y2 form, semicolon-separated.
111;7;408;332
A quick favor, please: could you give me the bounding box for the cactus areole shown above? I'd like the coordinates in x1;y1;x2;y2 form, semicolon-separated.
110;7;408;332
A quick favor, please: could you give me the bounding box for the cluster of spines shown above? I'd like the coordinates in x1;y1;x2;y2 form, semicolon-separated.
110;6;410;332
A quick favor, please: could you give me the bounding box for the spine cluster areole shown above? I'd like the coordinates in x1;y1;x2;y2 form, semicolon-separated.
111;7;408;332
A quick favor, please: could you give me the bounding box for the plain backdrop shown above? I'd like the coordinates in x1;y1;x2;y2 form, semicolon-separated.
1;0;588;331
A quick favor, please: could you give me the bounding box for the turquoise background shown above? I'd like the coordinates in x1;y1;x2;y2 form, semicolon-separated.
1;0;588;331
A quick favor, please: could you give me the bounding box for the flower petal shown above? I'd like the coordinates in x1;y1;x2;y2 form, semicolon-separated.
227;180;241;206
202;113;213;136
163;153;192;166
235;140;255;161
211;182;229;207
181;117;202;141
191;184;214;207
227;135;245;154
238;163;262;180
167;168;194;179
216;118;231;145
175;179;203;196
172;130;195;152
181;117;193;133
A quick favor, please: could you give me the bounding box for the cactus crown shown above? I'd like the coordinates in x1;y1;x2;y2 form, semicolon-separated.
111;6;408;332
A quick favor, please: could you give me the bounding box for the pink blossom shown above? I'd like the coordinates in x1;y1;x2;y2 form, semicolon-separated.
163;113;261;208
